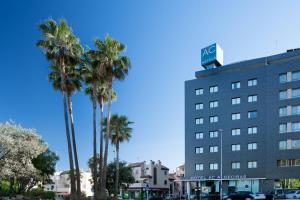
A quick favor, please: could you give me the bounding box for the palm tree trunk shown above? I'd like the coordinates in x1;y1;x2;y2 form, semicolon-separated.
101;77;112;200
60;55;76;199
92;86;98;199
98;98;104;195
115;142;120;197
67;95;81;199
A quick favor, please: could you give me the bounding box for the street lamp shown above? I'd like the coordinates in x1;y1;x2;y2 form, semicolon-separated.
218;129;223;200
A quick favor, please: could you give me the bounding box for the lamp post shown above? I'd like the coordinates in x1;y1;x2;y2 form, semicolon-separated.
218;129;223;200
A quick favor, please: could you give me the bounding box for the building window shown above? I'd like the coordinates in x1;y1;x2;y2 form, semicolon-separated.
209;131;218;138
209;163;218;170
292;122;300;132
195;147;204;154
248;143;257;150
279;90;287;100
209;116;218;123
195;132;203;139
209;85;218;93
231;162;240;169
209;101;218;108
231;128;241;136
279;107;287;117
248;95;257;102
232;81;241;90
248;161;257;168
195;164;203;171
279;140;287;150
195;118;203;125
153;167;157;185
279;124;287;133
248;111;257;119
292;71;300;81
232;97;241;105
277;159;300;167
232;113;241;120
292;88;300;98
209;146;218;153
195;103;203;110
231;144;241;151
248;79;257;87
279;73;287;83
195;88;203;95
292;105;300;115
164;180;167;185
248;127;258;134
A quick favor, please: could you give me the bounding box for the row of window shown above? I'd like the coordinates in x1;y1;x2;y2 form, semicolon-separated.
195;95;257;110
277;159;300;167
195;111;258;124
279;71;300;83
279;122;300;133
195;78;258;95
195;161;257;171
195;127;257;139
279;105;300;117
279;88;300;100
195;143;257;154
279;139;300;150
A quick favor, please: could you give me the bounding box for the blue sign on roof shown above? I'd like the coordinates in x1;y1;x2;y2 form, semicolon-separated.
201;43;223;68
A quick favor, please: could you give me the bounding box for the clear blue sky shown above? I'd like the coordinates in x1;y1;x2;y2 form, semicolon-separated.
1;0;300;171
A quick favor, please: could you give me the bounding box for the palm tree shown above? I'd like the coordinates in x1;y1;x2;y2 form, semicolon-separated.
37;18;83;199
96;35;131;199
48;64;83;198
103;114;133;196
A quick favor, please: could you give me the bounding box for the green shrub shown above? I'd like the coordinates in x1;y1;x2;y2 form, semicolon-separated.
25;188;55;199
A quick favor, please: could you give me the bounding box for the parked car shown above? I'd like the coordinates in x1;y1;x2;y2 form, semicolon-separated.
250;192;266;199
224;191;254;200
285;190;300;199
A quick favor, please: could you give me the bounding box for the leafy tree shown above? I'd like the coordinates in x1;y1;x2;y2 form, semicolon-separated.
37;18;83;199
32;149;59;184
0;122;47;194
103;114;133;196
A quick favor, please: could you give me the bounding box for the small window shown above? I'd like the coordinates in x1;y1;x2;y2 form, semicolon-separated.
248;79;257;87
279;90;288;100
209;163;218;170
195;118;203;125
209;116;218;123
195;103;203;110
292;88;300;98
292;122;300;132
279;73;287;83
209;130;218;138
248;111;257;119
279;141;287;150
292;105;300;115
209;101;218;108
209;146;218;153
248;127;257;134
232;97;241;105
195;147;204;154
195;163;203;171
231;128;241;136
248;161;257;168
248;143;257;150
231;162;240;169
195;88;203;95
232;81;241;90
279;124;287;133
292;71;300;81
248;95;257;102
195;132;203;139
279;107;287;117
231;144;241;151
232;113;241;120
209;85;218;93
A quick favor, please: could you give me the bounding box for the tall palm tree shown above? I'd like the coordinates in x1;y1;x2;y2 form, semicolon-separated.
103;114;133;196
37;18;83;199
48;64;83;198
96;35;131;199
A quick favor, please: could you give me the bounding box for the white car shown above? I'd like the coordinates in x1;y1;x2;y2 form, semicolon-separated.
285;190;300;199
250;192;266;199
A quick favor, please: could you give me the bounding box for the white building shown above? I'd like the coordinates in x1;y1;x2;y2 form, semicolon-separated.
44;170;93;198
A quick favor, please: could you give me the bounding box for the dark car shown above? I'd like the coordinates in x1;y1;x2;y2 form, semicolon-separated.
224;191;254;200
